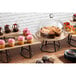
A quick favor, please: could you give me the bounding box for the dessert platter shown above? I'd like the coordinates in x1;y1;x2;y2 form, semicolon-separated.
36;26;68;41
63;14;76;47
0;27;41;63
63;14;76;35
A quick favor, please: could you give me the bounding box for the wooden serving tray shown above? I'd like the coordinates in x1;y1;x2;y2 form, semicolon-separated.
0;31;20;38
0;35;41;51
35;31;68;41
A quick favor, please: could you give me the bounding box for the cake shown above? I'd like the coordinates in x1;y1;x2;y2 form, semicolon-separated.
12;23;19;32
0;27;3;36
23;28;29;35
4;25;11;33
63;14;76;34
0;40;5;49
18;36;25;45
8;38;15;47
40;26;61;38
26;35;33;43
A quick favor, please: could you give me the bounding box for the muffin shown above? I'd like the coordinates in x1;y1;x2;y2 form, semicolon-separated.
40;26;61;38
18;36;25;45
26;35;33;43
23;28;29;35
8;38;15;47
40;26;55;38
0;40;5;49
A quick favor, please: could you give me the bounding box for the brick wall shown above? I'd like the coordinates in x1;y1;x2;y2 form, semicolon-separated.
0;13;73;34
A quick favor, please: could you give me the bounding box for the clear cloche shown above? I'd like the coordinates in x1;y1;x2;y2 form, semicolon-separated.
38;18;63;31
36;16;63;39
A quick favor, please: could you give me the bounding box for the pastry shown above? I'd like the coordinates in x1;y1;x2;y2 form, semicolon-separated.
18;36;25;45
0;27;3;36
23;28;29;35
12;23;19;32
4;25;11;33
26;35;33;43
40;26;61;38
8;38;15;47
0;40;5;49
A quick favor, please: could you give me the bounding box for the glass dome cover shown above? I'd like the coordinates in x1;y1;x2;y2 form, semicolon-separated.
38;18;63;31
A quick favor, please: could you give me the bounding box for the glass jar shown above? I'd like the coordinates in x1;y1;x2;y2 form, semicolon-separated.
12;23;19;32
73;14;76;21
4;25;11;33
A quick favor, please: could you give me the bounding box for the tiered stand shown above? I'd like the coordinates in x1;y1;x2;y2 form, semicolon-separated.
0;32;41;63
36;31;68;53
65;20;76;47
68;33;76;47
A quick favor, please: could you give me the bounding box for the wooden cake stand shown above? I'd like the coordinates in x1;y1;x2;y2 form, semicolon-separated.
35;31;68;53
0;32;41;63
68;33;76;47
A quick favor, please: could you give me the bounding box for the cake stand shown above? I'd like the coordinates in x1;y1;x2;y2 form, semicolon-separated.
35;31;68;53
63;20;76;47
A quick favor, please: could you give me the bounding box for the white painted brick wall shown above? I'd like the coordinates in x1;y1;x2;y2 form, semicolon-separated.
0;13;73;34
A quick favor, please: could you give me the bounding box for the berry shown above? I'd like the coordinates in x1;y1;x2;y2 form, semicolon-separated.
64;22;70;25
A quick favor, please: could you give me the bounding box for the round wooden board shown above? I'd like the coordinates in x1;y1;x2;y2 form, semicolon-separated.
35;31;68;41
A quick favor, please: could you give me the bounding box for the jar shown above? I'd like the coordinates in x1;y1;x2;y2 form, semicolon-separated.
4;25;11;33
12;23;19;32
73;14;76;21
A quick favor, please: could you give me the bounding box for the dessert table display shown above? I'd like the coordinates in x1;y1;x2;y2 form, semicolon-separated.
0;25;41;63
63;14;76;47
35;19;68;52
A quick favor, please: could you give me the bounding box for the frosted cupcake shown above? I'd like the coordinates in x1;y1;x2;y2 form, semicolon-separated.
26;35;33;43
8;38;15;47
18;36;25;45
23;28;29;35
25;31;32;36
0;40;5;49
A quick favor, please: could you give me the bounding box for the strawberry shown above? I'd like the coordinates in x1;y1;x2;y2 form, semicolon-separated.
64;22;70;25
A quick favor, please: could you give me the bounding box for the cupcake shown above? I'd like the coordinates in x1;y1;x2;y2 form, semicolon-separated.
24;31;32;36
26;35;33;43
0;40;5;49
8;38;15;47
23;28;29;35
18;36;25;45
